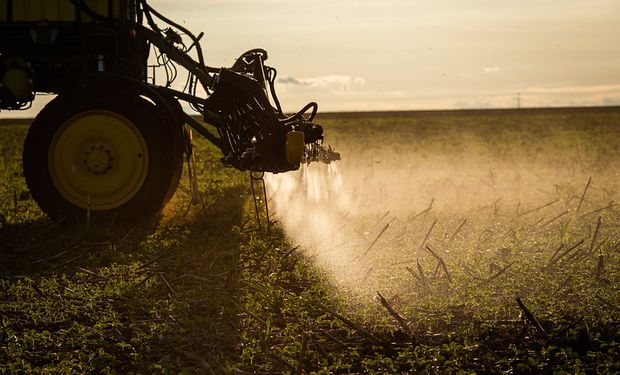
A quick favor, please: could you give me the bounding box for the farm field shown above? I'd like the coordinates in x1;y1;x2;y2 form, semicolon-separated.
1;107;619;373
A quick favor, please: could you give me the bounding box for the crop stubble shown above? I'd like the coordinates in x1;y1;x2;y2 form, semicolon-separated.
266;108;620;357
1;108;619;371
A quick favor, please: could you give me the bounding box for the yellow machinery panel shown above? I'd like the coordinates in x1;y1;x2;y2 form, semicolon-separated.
0;0;6;21
4;0;121;22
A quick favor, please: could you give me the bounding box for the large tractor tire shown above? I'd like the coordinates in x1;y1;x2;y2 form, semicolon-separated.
23;88;185;223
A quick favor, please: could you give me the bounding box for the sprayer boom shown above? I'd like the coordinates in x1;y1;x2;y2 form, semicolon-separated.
135;3;339;173
201;57;340;172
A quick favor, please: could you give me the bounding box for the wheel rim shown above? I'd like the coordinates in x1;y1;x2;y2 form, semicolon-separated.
48;110;149;210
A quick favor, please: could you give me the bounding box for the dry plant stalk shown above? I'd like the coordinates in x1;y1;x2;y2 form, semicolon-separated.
75;267;108;281
485;262;514;284
405;265;427;287
589;216;602;253
545;243;565;270
376;292;413;337
407;198;434;222
417;220;437;254
32;249;70;265
463;265;484;281
576;176;592;214
518;198;559;217
363;222;390;257
448;218;468;242
579;202;616;219
546;238;585;271
158;272;176;294
595;254;605;280
543;210;570;226
319;305;382;344
378;210;391;223
55;252;87;269
515;296;549;341
416;259;428;286
425;245;452;283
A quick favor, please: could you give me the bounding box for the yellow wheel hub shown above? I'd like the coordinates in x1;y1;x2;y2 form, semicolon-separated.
49;110;149;210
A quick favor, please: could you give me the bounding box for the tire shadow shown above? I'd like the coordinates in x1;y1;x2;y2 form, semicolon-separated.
0;184;249;372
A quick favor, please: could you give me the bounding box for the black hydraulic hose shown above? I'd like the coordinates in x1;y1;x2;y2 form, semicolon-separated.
266;67;283;114
262;64;315;122
139;0;205;67
186;32;205;55
282;102;318;123
140;0;161;32
137;25;213;89
232;49;268;72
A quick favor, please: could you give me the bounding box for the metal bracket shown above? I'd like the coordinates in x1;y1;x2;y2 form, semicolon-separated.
185;128;202;206
250;171;270;234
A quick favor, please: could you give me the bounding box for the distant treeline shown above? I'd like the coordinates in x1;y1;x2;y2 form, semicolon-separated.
316;105;620;119
2;105;618;125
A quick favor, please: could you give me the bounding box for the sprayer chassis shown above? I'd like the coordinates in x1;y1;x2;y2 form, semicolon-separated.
0;0;338;222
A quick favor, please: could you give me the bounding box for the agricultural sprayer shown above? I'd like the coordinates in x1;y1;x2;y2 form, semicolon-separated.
0;0;339;222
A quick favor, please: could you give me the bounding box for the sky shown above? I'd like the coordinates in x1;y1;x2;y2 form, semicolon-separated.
3;0;620;116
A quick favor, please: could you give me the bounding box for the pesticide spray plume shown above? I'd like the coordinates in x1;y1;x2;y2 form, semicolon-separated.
265;122;619;303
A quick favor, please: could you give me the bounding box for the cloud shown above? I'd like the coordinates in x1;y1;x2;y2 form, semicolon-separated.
483;67;500;73
278;76;302;85
278;75;366;92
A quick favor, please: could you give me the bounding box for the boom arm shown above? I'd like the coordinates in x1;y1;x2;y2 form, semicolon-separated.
134;0;340;173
